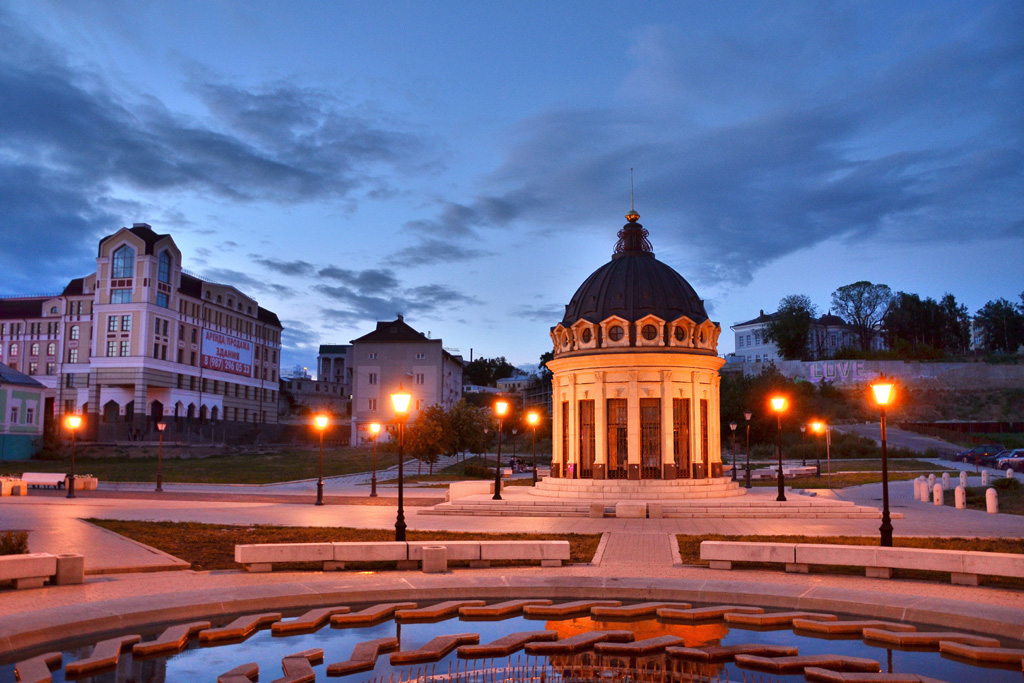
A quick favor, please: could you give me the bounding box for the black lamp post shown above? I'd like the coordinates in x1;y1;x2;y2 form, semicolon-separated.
800;424;807;466
493;399;509;500
729;422;737;481
155;421;166;492
391;389;412;541
744;410;752;489
872;381;895;547
369;422;381;497
527;411;540;485
771;396;787;502
314;414;328;505
65;414;81;499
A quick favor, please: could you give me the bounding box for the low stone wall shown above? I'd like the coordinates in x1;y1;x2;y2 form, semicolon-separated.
742;359;1024;390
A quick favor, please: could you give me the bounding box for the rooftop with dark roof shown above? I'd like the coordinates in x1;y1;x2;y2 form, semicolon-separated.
351;316;434;344
0;364;45;388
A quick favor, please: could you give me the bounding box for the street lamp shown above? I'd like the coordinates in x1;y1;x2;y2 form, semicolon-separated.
155;422;166;492
800;424;807;466
811;420;829;484
390;389;412;541
770;396;787;502
493;399;510;500
527;411;540;485
743;410;752;489
871;380;896;547
65;414;82;499
313;414;329;506
729;422;738;481
369;422;381;497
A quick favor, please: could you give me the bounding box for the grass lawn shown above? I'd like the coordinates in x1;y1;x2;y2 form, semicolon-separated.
0;447;401;485
677;534;1024;588
87;519;600;570
750;471;923;488
944;479;1023;515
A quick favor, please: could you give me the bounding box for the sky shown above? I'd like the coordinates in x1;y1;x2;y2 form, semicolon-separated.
1;1;1022;376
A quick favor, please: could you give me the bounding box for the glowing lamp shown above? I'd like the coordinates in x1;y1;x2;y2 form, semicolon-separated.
811;421;823;433
871;381;894;406
526;411;539;426
494;399;509;417
314;414;329;430
770;396;787;413
65;415;82;430
391;391;412;415
369;422;381;434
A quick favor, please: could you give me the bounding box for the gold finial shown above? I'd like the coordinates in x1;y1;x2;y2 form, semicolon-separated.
625;167;640;222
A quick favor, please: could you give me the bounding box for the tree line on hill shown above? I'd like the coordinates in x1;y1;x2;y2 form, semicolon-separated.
763;281;1024;361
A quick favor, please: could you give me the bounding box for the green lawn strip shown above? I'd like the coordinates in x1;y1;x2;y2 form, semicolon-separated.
731;458;951;473
943;479;1024;515
677;534;1024;588
750;471;922;488
87;519;600;571
0;448;402;485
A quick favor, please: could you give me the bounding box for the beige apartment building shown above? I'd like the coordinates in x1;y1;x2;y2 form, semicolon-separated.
348;316;463;445
0;223;283;441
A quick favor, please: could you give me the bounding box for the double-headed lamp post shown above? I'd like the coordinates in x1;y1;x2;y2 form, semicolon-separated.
155;421;166;492
871;380;896;547
526;411;540;485
65;414;82;499
729;422;738;481
390;389;412;542
743;410;752;489
369;422;381;497
770;396;787;502
314;414;329;506
493;399;510;500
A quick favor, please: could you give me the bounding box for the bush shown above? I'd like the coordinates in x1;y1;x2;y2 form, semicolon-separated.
993;478;1021;493
463;463;495;479
0;530;29;555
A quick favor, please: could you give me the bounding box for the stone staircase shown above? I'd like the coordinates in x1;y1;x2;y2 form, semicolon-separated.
528;476;747;500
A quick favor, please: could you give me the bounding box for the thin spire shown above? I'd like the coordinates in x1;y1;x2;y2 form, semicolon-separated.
630;167;635;212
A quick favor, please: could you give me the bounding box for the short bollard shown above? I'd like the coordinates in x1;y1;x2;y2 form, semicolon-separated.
914;477;924;501
1008;468;1016;480
959;471;968;488
954;485;966;509
941;472;950;490
421;546;447;574
986;488;998;514
933;483;943;506
928;473;936;488
981;470;989;486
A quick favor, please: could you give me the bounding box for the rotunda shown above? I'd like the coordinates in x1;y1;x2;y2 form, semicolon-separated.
546;209;725;481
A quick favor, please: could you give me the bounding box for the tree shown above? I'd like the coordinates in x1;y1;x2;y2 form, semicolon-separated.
975;298;1024;353
404;404;447;475
538;350;553;383
463;356;521;386
762;295;817;360
938;293;971;355
830;281;893;351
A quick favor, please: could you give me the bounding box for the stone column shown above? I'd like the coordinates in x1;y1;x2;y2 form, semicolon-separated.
626;370;640;479
689;371;703;478
709;373;723;478
593;371;607;479
660;370;675;479
86;369;101;440
551;375;562;477
567;373;578;478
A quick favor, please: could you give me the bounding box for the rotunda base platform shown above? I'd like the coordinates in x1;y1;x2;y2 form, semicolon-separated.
529;476;746;500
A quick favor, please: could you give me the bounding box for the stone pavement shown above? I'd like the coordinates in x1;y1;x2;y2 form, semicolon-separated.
599;532;676;567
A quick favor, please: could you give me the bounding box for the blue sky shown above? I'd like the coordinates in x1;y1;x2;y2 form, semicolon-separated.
2;1;1022;375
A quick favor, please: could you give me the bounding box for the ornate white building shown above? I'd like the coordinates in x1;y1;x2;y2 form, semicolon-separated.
546;210;726;480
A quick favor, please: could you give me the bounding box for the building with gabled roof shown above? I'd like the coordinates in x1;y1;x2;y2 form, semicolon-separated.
0;363;46;460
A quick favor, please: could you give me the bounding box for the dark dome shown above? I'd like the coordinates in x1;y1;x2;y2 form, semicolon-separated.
561;215;709;326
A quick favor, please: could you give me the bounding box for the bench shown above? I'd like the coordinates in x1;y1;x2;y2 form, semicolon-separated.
700;541;1024;586
0;553;85;589
0;478;27;496
21;473;67;489
235;540;570;573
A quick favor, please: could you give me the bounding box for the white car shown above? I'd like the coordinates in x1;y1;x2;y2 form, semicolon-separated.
995;448;1024;471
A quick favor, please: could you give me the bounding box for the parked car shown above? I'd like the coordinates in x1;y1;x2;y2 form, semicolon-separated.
954;444;1005;463
978;450;1011;468
995;449;1024;471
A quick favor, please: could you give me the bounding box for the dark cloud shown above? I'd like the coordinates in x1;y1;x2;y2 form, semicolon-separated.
252;256;316;277
388;237;490;267
317;267;400;293
0;11;437;292
202;267;295;298
511;304;566;322
280;319;320;351
315;282;480;328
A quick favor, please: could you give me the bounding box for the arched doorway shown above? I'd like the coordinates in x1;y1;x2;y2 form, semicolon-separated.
103;400;119;423
151;400;164;424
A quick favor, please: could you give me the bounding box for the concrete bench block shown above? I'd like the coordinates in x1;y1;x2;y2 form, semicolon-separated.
234;543;333;565
701;541;797;564
961;551;1024;577
409;541;479;561
708;560;733;570
615;502;647;518
334;542;407;562
648;502;664;518
589;503;605;518
797;544;879;568
479;541;570;561
53;553;85;585
0;553;57;588
876;547;964;573
421;546;447;574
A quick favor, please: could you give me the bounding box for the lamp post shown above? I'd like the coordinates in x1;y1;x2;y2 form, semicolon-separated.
744;410;752;489
770;396;787;502
800;425;806;466
155;421;166;492
369;422;381;497
729;422;738;481
871;381;896;547
527;411;540;485
65;414;82;499
493;399;510;500
810;421;822;478
390;389;412;541
314;414;328;506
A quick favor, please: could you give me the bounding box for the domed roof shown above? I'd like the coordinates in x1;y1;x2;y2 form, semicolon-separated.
560;213;709;327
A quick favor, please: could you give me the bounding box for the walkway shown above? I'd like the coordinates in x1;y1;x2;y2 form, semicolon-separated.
598;532;676;567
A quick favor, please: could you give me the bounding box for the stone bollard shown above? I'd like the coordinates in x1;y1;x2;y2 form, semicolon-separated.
933;483;943;506
959;471;968;489
421;546;447;574
955;486;966;509
928;473;936;488
1008;468;1016;480
942;472;950;490
986;488;998;514
913;477;923;501
981;470;989;486
918;476;928;501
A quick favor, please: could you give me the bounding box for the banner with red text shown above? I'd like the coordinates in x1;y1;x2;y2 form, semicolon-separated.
201;329;253;377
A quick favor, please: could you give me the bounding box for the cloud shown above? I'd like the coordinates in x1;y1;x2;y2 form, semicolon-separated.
317;267;399;293
280;319;320;351
315;281;480;327
511;304;565;322
202;267;295;298
387;238;490;267
252;256;316;277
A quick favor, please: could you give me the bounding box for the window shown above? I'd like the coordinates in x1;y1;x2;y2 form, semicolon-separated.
120;340;130;356
66;375;76;388
416;352;426;359
9;407;18;423
368;398;377;411
47;343;55;356
156;292;169;308
121;315;131;332
107;341;117;357
368;373;377;385
153;343;160;359
190;351;196;365
415;373;425;385
112;244;135;278
641;324;658;341
46;363;55;375
9;344;16;356
158;250;171;284
70;325;80;341
608;325;624;342
746;334;752;346
28;362;38;375
68;348;78;363
50;306;58;314
737;336;744;348
191;329;197;343
30;343;39;356
177;349;183;363
111;289;132;303
107;317;119;332
368;352;377;359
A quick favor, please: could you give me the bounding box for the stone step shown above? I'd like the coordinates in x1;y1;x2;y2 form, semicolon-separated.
420;503;895;519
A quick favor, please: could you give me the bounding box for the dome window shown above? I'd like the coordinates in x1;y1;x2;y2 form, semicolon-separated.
608;326;624;342
642;324;658;341
581;328;592;344
674;327;686;342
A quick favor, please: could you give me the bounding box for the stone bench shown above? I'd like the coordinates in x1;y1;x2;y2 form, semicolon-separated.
0;478;27;496
21;473;67;489
701;541;1024;585
235;540;570;572
0;552;84;589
